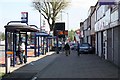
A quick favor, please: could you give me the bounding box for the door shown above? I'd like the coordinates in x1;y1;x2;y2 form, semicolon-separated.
103;31;107;59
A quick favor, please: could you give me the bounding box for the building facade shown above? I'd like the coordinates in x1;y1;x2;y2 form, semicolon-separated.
80;2;120;67
95;3;120;67
83;18;88;43
80;22;84;43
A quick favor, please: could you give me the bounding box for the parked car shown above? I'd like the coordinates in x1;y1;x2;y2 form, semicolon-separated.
73;43;78;50
79;43;94;54
54;42;62;51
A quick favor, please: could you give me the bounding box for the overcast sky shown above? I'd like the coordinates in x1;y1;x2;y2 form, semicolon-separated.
0;0;97;32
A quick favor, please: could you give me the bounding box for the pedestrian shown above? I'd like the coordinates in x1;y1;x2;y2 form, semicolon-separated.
64;43;70;56
77;42;80;56
18;41;22;64
18;39;27;64
20;40;27;64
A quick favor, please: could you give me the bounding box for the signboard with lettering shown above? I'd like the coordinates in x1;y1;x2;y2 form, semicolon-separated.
54;22;65;38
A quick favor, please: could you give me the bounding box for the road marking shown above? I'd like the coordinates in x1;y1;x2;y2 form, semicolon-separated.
30;62;34;65
31;76;37;80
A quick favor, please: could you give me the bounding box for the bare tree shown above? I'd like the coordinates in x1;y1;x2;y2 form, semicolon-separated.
33;0;69;31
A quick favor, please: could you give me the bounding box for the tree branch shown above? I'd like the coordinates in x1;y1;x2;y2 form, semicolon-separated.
32;0;69;31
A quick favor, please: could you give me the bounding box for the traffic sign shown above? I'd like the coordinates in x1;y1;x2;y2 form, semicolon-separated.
21;12;28;23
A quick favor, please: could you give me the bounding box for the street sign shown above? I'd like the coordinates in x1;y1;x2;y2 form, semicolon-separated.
21;12;28;23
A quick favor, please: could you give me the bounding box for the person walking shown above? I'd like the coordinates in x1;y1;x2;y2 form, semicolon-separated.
77;41;80;56
64;43;70;56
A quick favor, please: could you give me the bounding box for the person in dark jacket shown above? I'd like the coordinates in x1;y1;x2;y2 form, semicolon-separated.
64;43;70;56
77;41;80;56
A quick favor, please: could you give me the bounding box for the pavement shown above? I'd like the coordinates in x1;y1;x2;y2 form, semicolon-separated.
1;51;57;80
1;50;120;80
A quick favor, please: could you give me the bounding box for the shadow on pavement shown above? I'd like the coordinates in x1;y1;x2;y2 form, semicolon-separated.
1;52;57;80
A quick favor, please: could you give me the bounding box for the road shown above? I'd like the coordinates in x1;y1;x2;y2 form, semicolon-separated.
32;50;118;79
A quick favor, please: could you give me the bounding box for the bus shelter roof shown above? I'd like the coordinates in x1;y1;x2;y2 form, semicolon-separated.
4;24;39;32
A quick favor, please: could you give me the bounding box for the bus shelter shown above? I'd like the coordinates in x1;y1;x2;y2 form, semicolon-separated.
47;36;57;51
35;32;49;56
4;21;38;73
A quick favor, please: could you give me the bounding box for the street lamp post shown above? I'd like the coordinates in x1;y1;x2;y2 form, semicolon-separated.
67;12;69;31
61;11;69;31
60;11;69;47
39;3;42;32
61;11;69;42
33;2;42;31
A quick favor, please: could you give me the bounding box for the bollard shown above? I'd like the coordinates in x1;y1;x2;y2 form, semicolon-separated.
7;57;11;73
